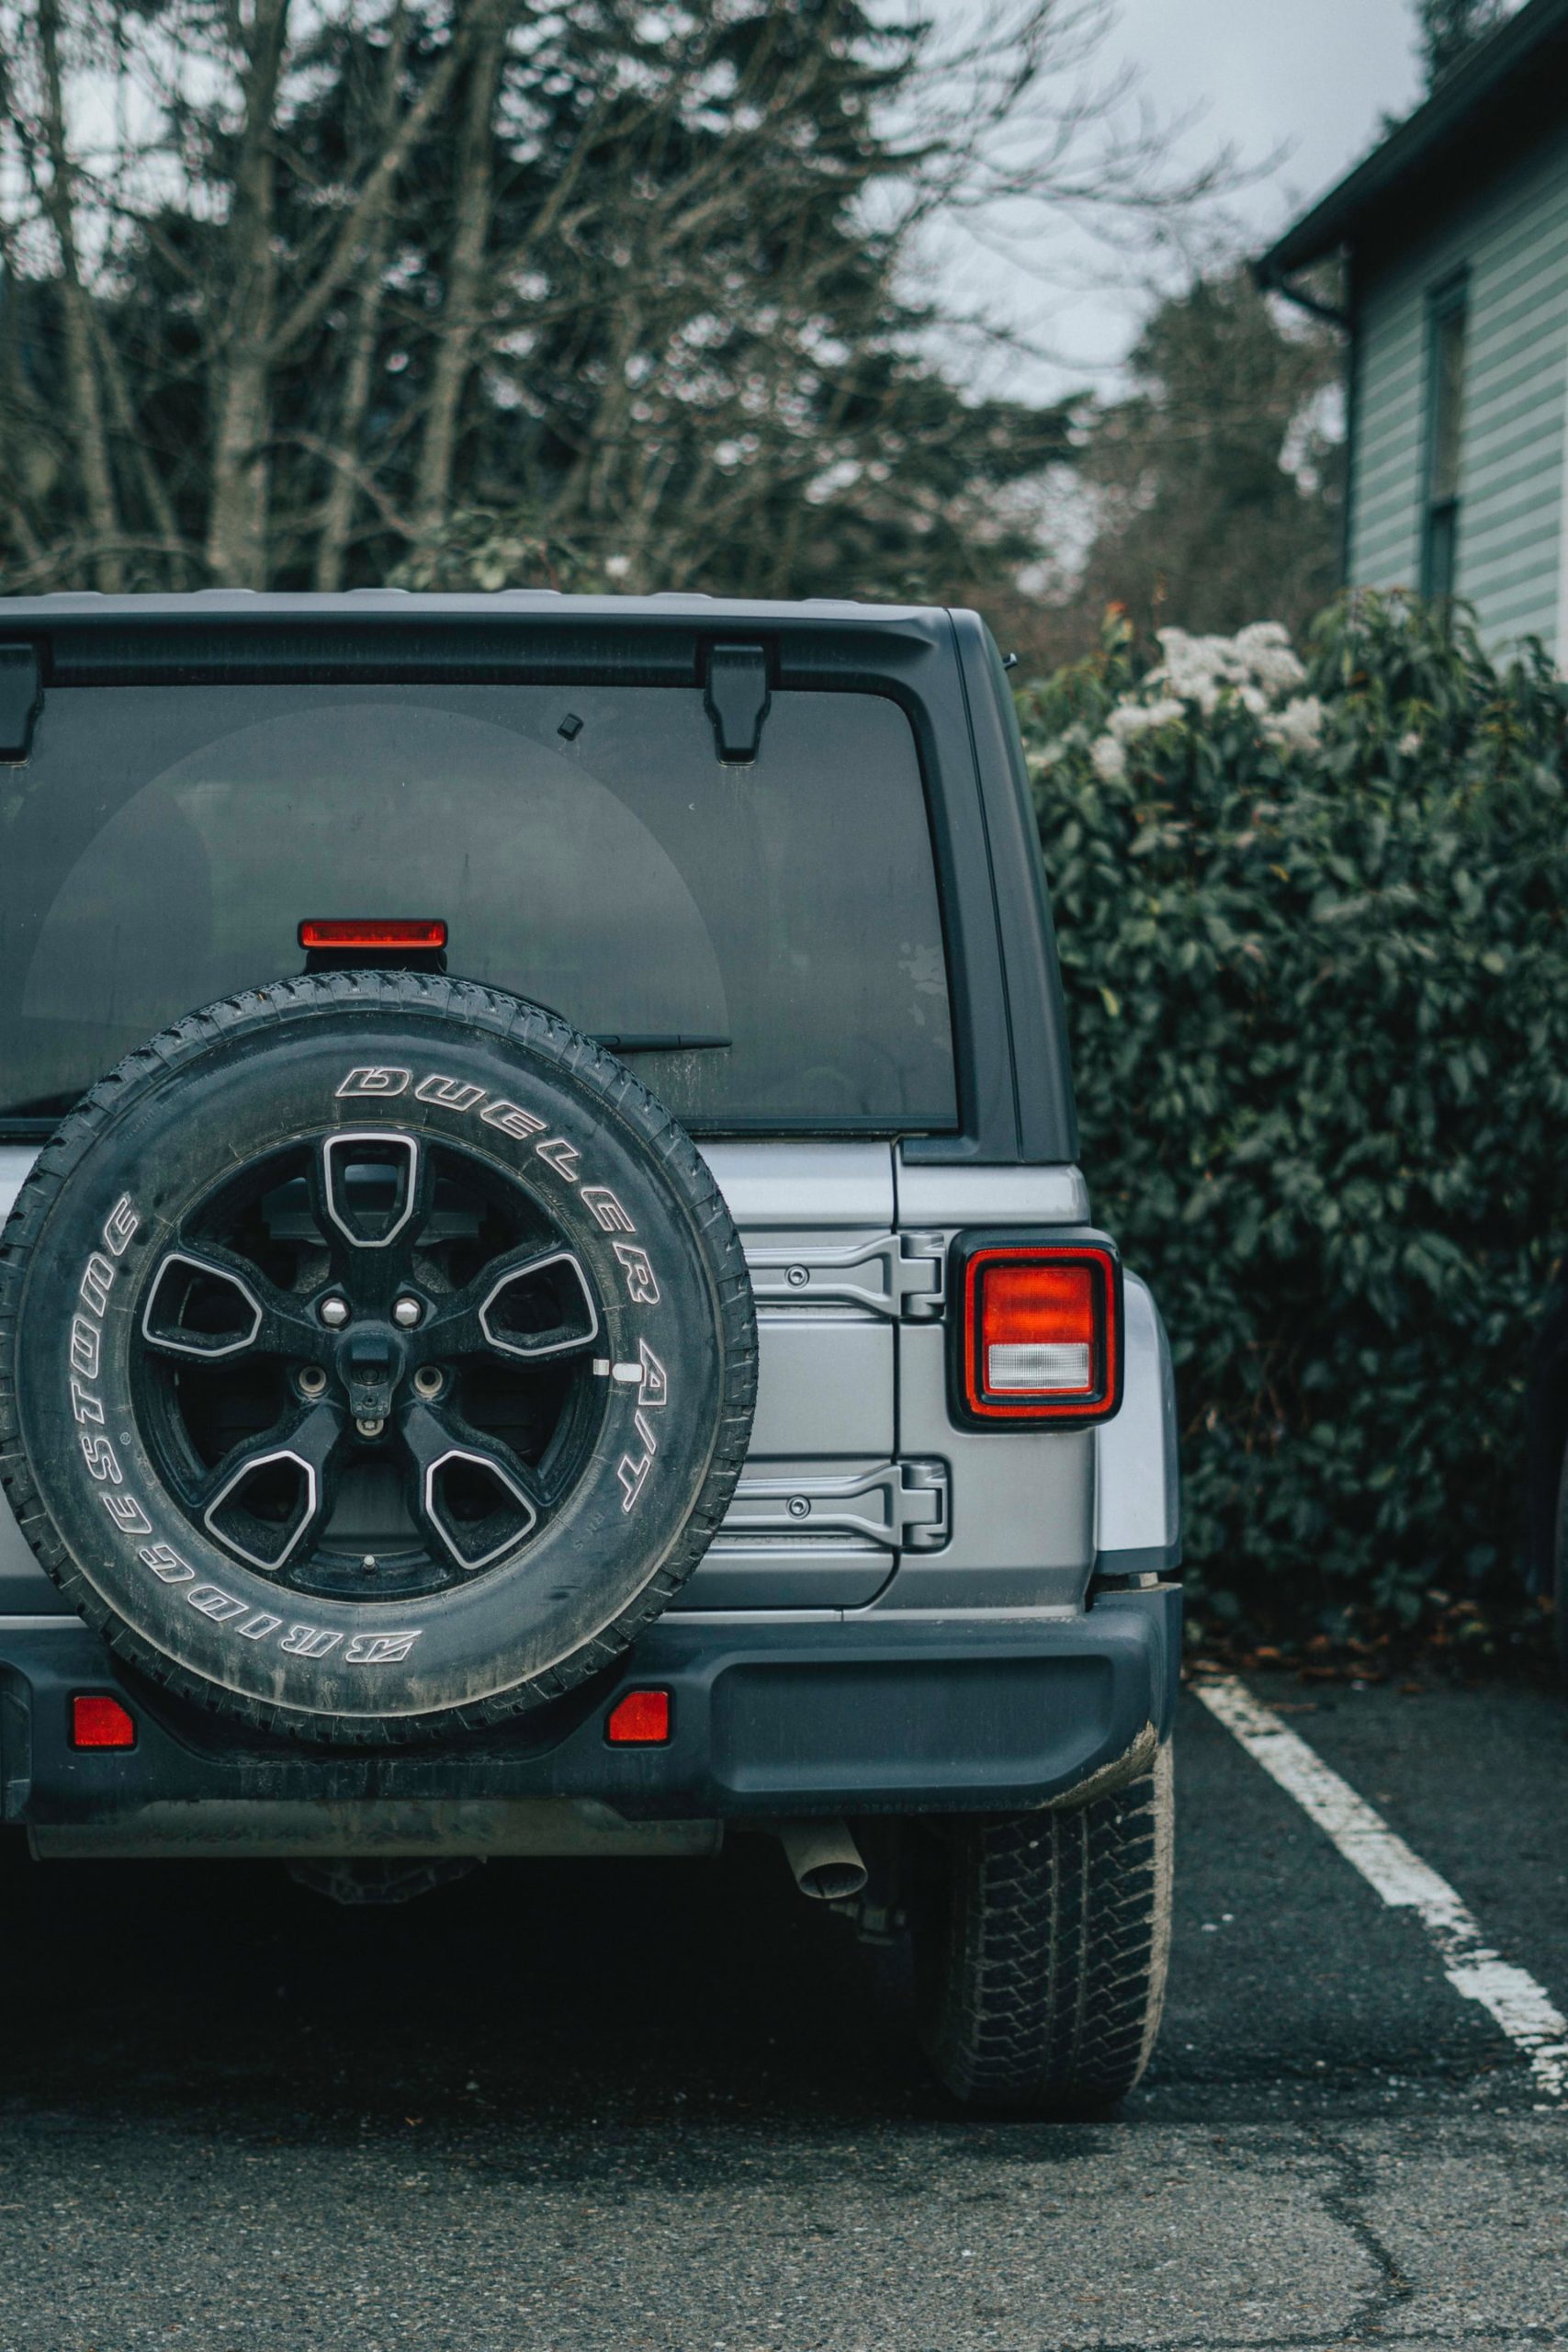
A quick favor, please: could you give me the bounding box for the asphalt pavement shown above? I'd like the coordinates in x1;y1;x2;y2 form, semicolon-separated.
1;1674;1565;2351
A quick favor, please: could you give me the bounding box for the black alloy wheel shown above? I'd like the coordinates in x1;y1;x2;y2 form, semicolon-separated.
134;1128;609;1601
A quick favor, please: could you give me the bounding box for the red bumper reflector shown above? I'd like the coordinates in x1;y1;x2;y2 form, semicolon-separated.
299;919;447;951
606;1689;671;1745
70;1693;136;1750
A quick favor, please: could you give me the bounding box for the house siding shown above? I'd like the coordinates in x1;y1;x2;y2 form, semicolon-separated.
1346;115;1568;657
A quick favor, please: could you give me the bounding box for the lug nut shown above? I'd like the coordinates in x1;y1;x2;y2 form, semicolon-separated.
320;1295;350;1329
393;1295;422;1328
355;1414;385;1439
412;1365;444;1400
298;1365;328;1398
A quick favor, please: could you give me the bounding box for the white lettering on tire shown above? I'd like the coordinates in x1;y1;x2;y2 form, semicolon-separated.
79;1433;121;1484
414;1074;486;1112
615;1341;670;1513
535;1136;580;1181
79;1252;116;1316
103;1195;140;1256
344;1631;422;1665
479;1098;547;1141
138;1543;196;1585
581;1186;635;1233
613;1242;660;1305
186;1584;251;1623
280;1625;344;1659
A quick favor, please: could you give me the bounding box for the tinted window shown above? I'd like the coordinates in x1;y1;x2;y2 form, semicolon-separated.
0;682;955;1132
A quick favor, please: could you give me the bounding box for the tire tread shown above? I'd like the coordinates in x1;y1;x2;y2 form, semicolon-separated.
917;1747;1174;2114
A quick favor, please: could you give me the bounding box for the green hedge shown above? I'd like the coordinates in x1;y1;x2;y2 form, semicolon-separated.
1018;593;1568;1627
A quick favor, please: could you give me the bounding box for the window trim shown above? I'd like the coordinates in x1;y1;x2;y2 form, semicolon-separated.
1421;269;1470;605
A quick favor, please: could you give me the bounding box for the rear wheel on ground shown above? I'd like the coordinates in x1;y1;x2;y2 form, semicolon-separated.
911;1745;1173;2114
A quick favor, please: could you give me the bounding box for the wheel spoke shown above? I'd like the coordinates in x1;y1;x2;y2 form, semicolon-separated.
199;1398;347;1573
415;1244;600;1366
399;1397;546;1572
141;1244;328;1365
316;1130;423;1255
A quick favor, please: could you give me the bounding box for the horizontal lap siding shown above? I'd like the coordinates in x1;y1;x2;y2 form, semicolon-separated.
1349;296;1423;589
1347;117;1568;657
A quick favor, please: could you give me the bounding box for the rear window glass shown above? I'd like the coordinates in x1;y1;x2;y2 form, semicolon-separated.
0;682;955;1133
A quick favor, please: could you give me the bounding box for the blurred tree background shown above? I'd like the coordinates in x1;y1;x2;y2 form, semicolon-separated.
0;0;1329;629
1043;266;1344;662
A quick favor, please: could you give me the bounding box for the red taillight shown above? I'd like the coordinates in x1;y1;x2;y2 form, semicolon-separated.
955;1238;1121;1424
606;1689;671;1746
70;1692;136;1750
299;919;447;952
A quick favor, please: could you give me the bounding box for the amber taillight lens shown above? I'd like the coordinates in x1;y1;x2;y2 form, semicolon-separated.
953;1238;1122;1425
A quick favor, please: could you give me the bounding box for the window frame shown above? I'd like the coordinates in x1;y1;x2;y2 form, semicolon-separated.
1421;270;1470;605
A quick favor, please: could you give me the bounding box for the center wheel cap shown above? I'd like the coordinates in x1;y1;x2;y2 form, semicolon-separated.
338;1324;406;1422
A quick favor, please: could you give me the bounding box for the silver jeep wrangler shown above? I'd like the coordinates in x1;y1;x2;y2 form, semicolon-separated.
0;593;1179;2114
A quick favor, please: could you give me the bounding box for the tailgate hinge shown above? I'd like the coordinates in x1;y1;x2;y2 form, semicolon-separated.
723;1459;949;1552
747;1231;945;1319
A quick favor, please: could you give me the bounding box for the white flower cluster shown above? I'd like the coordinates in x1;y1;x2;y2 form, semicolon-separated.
1084;621;1324;781
1151;622;1305;709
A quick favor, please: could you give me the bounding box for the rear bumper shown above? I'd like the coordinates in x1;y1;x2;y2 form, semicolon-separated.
0;1586;1179;1842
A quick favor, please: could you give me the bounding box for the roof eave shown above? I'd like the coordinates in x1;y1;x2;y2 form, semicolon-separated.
1257;0;1568;282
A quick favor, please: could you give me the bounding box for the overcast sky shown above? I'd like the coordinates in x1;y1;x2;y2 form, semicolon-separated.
933;0;1427;401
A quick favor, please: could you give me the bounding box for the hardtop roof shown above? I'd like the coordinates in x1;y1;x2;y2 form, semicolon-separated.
0;589;962;686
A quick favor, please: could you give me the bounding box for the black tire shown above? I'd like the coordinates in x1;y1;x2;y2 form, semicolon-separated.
912;1745;1173;2114
0;972;756;1743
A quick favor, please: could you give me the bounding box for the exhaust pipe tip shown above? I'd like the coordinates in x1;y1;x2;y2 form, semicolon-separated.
776;1819;868;1903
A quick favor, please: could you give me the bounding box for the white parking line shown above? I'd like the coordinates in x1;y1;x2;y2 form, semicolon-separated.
1195;1673;1568;2099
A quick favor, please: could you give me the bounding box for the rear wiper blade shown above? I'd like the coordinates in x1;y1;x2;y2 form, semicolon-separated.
592;1034;731;1052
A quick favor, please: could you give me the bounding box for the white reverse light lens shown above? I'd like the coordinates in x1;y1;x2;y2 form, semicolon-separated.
987;1340;1090;1392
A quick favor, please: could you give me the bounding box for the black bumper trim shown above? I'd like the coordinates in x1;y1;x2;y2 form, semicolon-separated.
0;1588;1179;1827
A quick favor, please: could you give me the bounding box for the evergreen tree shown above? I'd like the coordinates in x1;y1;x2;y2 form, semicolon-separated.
1057;267;1343;650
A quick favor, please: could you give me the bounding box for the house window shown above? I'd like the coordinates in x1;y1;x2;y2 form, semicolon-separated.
1422;277;1468;603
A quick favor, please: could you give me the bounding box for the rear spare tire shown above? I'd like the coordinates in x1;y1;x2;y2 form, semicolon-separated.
0;974;756;1741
